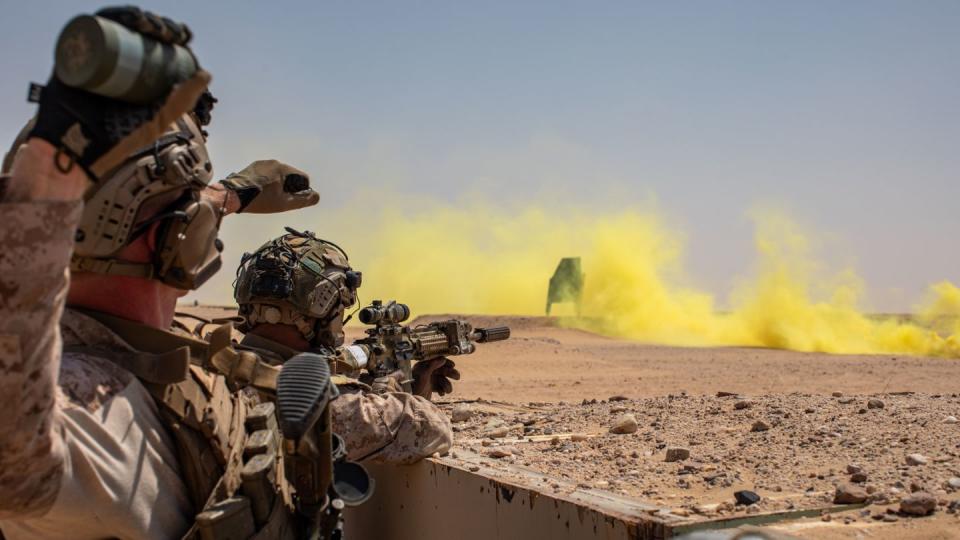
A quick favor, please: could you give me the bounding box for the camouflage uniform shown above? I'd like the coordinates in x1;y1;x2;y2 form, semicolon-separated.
0;201;193;539
1;8;330;538
238;333;453;464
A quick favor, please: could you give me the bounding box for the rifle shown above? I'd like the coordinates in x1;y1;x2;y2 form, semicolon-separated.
276;353;373;539
350;300;510;392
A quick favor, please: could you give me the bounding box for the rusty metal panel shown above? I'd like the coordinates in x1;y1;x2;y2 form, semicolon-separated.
344;451;855;539
344;455;676;540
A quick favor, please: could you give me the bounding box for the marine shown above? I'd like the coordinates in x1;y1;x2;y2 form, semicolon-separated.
232;229;454;464
0;6;321;538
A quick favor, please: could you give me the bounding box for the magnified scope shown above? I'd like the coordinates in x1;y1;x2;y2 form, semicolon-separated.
358;300;410;325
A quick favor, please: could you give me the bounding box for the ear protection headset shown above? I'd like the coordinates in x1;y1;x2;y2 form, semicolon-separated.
151;194;224;289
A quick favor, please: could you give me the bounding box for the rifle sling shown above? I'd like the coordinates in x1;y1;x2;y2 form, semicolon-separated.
63;344;191;385
71;308;278;392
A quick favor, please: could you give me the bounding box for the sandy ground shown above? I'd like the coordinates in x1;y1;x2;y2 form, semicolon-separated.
179;307;960;402
179;306;960;538
398;314;960;403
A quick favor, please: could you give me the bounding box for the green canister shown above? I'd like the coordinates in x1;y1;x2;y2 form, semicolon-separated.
55;15;197;104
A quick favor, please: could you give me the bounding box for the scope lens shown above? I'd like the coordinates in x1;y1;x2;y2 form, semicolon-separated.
358;307;378;325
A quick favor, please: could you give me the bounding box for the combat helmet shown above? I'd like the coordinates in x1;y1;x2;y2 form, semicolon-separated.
235;227;362;348
69;113;224;289
3;93;221;290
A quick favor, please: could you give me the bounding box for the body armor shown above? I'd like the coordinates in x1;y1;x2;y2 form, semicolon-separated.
67;310;301;539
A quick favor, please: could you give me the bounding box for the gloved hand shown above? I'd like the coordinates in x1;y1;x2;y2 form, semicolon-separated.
28;7;209;182
96;5;192;44
219;160;319;213
412;357;460;399
370;370;406;395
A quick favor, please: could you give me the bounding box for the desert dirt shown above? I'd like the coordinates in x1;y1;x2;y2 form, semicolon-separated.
180;306;960;538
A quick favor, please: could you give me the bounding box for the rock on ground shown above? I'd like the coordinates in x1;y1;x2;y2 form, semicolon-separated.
485;426;510;439
834;483;869;504
451;405;474;423
734;490;761;506
444;393;960;519
665;447;690;462
609;414;638;434
867;398;885;409
485;446;518;459
900;492;937;516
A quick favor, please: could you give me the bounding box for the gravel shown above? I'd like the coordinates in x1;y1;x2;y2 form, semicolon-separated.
446;393;960;516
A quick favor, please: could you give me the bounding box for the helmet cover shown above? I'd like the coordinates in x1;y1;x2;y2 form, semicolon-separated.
235;228;361;347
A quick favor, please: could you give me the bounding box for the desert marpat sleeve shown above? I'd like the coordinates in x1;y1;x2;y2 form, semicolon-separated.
330;391;453;465
0;200;82;517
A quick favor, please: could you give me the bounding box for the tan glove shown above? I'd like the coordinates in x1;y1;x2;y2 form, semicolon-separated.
371;370;406;394
220;160;319;213
412;357;460;399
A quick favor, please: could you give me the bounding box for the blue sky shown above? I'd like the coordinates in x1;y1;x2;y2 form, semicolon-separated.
2;1;958;310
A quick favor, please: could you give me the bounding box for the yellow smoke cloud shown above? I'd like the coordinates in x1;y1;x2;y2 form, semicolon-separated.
313;197;960;358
